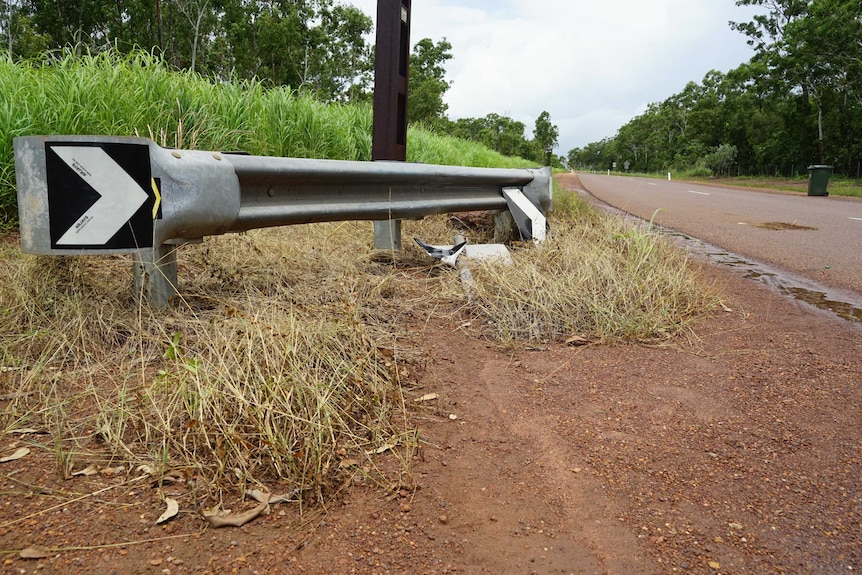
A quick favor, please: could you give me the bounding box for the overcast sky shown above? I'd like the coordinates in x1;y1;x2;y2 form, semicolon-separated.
346;0;764;156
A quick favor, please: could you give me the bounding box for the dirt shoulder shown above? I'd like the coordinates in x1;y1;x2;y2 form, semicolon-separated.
2;245;861;574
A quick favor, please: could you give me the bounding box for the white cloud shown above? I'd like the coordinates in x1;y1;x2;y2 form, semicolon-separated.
344;0;762;155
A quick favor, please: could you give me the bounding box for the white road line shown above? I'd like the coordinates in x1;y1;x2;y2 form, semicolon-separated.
648;183;658;186
688;190;710;196
850;217;862;222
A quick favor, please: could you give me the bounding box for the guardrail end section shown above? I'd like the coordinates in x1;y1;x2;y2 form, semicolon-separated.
523;166;553;214
502;187;547;243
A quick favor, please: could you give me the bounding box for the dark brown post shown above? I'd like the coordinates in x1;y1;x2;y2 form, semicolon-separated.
372;0;411;249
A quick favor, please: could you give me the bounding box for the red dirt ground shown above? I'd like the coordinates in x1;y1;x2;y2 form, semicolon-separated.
1;218;860;575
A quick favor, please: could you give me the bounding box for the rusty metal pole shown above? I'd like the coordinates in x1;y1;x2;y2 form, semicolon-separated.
371;0;411;250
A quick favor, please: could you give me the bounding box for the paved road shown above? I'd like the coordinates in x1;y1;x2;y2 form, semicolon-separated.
576;173;862;295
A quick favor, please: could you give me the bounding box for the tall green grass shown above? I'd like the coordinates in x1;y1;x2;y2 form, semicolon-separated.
0;50;533;228
407;125;533;169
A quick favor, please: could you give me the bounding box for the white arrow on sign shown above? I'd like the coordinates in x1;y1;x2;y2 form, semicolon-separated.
52;146;148;245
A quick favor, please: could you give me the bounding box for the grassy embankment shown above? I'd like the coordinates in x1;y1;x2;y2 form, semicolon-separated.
0;51;717;505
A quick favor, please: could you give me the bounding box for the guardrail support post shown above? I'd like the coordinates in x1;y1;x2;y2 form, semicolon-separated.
133;244;178;308
372;0;411;250
373;220;402;251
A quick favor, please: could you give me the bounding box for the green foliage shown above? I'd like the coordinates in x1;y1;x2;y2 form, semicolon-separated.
450;113;529;158
698;144;738;176
449;113;550;164
407;126;533;168
568;138;613;171
572;0;862;180
678;166;714;179
532;111;559;166
4;0;376;103
408;38;453;128
446;111;559;167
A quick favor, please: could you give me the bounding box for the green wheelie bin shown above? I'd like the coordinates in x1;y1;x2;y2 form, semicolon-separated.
807;165;832;196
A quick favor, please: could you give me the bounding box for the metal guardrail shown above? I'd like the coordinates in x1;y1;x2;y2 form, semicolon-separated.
14;135;552;306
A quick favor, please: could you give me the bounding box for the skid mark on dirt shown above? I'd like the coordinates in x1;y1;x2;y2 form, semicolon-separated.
414;338;604;574
411;332;659;574
478;358;654;575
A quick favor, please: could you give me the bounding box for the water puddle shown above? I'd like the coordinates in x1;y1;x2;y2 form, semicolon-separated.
580;190;862;324
670;234;862;323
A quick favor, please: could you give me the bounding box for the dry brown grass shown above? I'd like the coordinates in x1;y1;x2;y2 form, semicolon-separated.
0;192;717;505
468;198;718;343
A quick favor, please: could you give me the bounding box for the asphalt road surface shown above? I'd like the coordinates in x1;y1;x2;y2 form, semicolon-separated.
577;173;862;296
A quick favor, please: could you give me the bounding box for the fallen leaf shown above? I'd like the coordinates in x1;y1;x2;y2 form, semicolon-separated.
202;506;230;518
339;458;361;469
156;498;179;524
414;393;439;403
19;547;49;559
152;470;184;486
136;464;155;476
8;428;46;435
100;466;126;475
72;464;99;476
366;443;397;455
728;522;743;530
565;335;589;346
246;489;297;504
0;447;30;463
205;495;269;528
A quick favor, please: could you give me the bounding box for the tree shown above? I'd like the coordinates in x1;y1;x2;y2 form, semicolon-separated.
483;113;527;157
307;3;373;102
729;0;808;54
699;144;738;176
25;0;118;53
1;0;47;58
11;0;375;99
408;37;452;127
450;113;528;157
731;0;862;166
533;111;558;166
575;0;862;179
1;0;20;55
215;0;373;100
174;0;209;75
566;138;612;171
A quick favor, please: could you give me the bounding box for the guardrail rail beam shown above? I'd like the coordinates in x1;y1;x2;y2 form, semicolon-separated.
14;135;552;307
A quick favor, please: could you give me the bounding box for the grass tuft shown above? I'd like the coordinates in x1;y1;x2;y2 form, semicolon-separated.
0;223;430;502
464;193;718;343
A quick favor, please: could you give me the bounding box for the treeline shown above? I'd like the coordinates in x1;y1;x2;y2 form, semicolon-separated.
447;111;560;167
568;0;862;178
1;0;374;102
0;0;561;166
